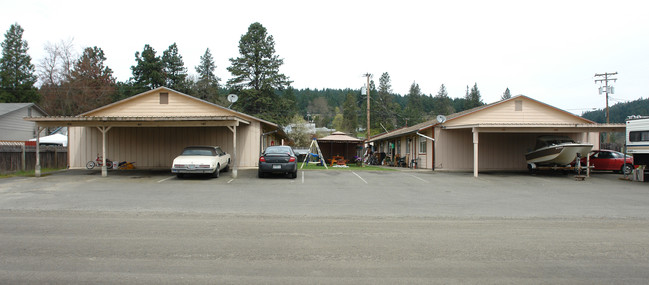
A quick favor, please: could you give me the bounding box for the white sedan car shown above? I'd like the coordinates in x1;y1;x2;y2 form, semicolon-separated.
171;146;231;178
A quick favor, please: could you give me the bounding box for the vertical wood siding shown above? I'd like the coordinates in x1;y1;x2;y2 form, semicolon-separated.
69;124;262;169
435;129;595;171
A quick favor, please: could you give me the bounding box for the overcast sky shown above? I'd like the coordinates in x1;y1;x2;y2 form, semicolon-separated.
2;0;647;114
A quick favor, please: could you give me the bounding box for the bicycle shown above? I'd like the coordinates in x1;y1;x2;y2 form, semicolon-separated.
86;154;113;169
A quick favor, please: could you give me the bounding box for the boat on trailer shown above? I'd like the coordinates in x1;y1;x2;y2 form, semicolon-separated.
525;135;593;168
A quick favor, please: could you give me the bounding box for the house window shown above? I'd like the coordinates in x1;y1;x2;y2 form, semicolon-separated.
160;92;169;104
419;136;427;153
406;138;411;154
396;140;401;155
515;100;523;111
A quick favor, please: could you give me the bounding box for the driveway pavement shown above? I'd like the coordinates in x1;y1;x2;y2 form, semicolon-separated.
2;169;649;284
1;168;648;218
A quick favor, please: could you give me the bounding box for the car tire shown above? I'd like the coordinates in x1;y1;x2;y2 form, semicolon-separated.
622;164;633;175
177;173;184;179
223;164;229;173
291;170;297;179
258;170;265;178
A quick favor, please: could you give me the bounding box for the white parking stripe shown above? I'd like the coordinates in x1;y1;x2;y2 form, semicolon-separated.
227;179;234;184
302;171;305;183
351;171;368;184
157;176;175;183
406;173;427;183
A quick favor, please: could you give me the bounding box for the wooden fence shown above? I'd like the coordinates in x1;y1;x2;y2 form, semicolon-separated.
0;145;68;174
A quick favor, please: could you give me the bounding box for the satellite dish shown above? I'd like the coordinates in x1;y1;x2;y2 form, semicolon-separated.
227;94;238;109
436;115;447;124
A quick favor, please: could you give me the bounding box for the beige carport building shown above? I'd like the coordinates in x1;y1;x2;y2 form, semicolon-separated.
370;95;624;177
26;87;287;177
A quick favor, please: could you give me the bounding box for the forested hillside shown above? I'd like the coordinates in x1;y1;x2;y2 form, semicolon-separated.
282;83;483;137
581;98;649;123
0;22;490;138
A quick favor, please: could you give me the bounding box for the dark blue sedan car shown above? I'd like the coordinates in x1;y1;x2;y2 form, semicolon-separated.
258;146;298;178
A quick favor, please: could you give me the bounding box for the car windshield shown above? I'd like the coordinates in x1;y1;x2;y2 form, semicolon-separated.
265;146;292;155
181;147;216;156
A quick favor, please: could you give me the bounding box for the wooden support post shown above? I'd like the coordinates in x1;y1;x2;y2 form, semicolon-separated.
473;127;479;178
21;144;26;172
228;125;237;178
35;126;43;177
586;131;591;178
97;126;112;177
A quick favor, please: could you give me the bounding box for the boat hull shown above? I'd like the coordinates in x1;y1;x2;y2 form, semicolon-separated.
525;143;593;166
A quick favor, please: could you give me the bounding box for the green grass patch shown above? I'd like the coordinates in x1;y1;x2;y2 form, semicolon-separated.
298;163;396;171
0;168;65;178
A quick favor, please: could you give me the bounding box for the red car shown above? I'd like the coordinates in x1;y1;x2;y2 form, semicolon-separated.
576;150;635;175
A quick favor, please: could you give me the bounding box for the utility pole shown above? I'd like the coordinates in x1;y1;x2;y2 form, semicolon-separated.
594;72;617;124
363;73;372;167
595;72;617;144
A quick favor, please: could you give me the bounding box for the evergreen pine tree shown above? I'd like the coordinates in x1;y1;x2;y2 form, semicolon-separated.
0;23;38;103
342;92;358;134
405;82;424;125
130;44;165;90
501;87;511;100
376;72;397;129
162;43;188;93
194;48;220;102
227;22;293;124
464;83;484;109
433;84;454;115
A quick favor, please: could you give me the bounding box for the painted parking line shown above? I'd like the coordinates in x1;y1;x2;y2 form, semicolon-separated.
351;171;368;184
405;173;427;183
227;179;234;184
302;171;305;184
157;176;175;183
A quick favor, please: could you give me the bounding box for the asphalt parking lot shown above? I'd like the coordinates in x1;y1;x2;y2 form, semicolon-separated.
2;169;649;284
1;168;648;218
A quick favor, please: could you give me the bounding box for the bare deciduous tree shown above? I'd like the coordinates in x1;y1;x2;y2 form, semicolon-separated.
37;39;75;86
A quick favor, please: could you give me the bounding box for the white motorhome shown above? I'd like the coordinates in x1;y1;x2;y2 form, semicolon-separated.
626;116;649;165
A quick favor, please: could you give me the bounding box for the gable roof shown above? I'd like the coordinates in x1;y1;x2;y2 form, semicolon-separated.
0;103;47;119
369;95;599;142
442;95;595;125
368;120;435;142
80;87;278;127
318;131;362;143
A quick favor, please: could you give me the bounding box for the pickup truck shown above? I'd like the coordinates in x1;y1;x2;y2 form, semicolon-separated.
171;146;231;178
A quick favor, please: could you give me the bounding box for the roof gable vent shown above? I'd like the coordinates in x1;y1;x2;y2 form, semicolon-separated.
515;100;523;111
